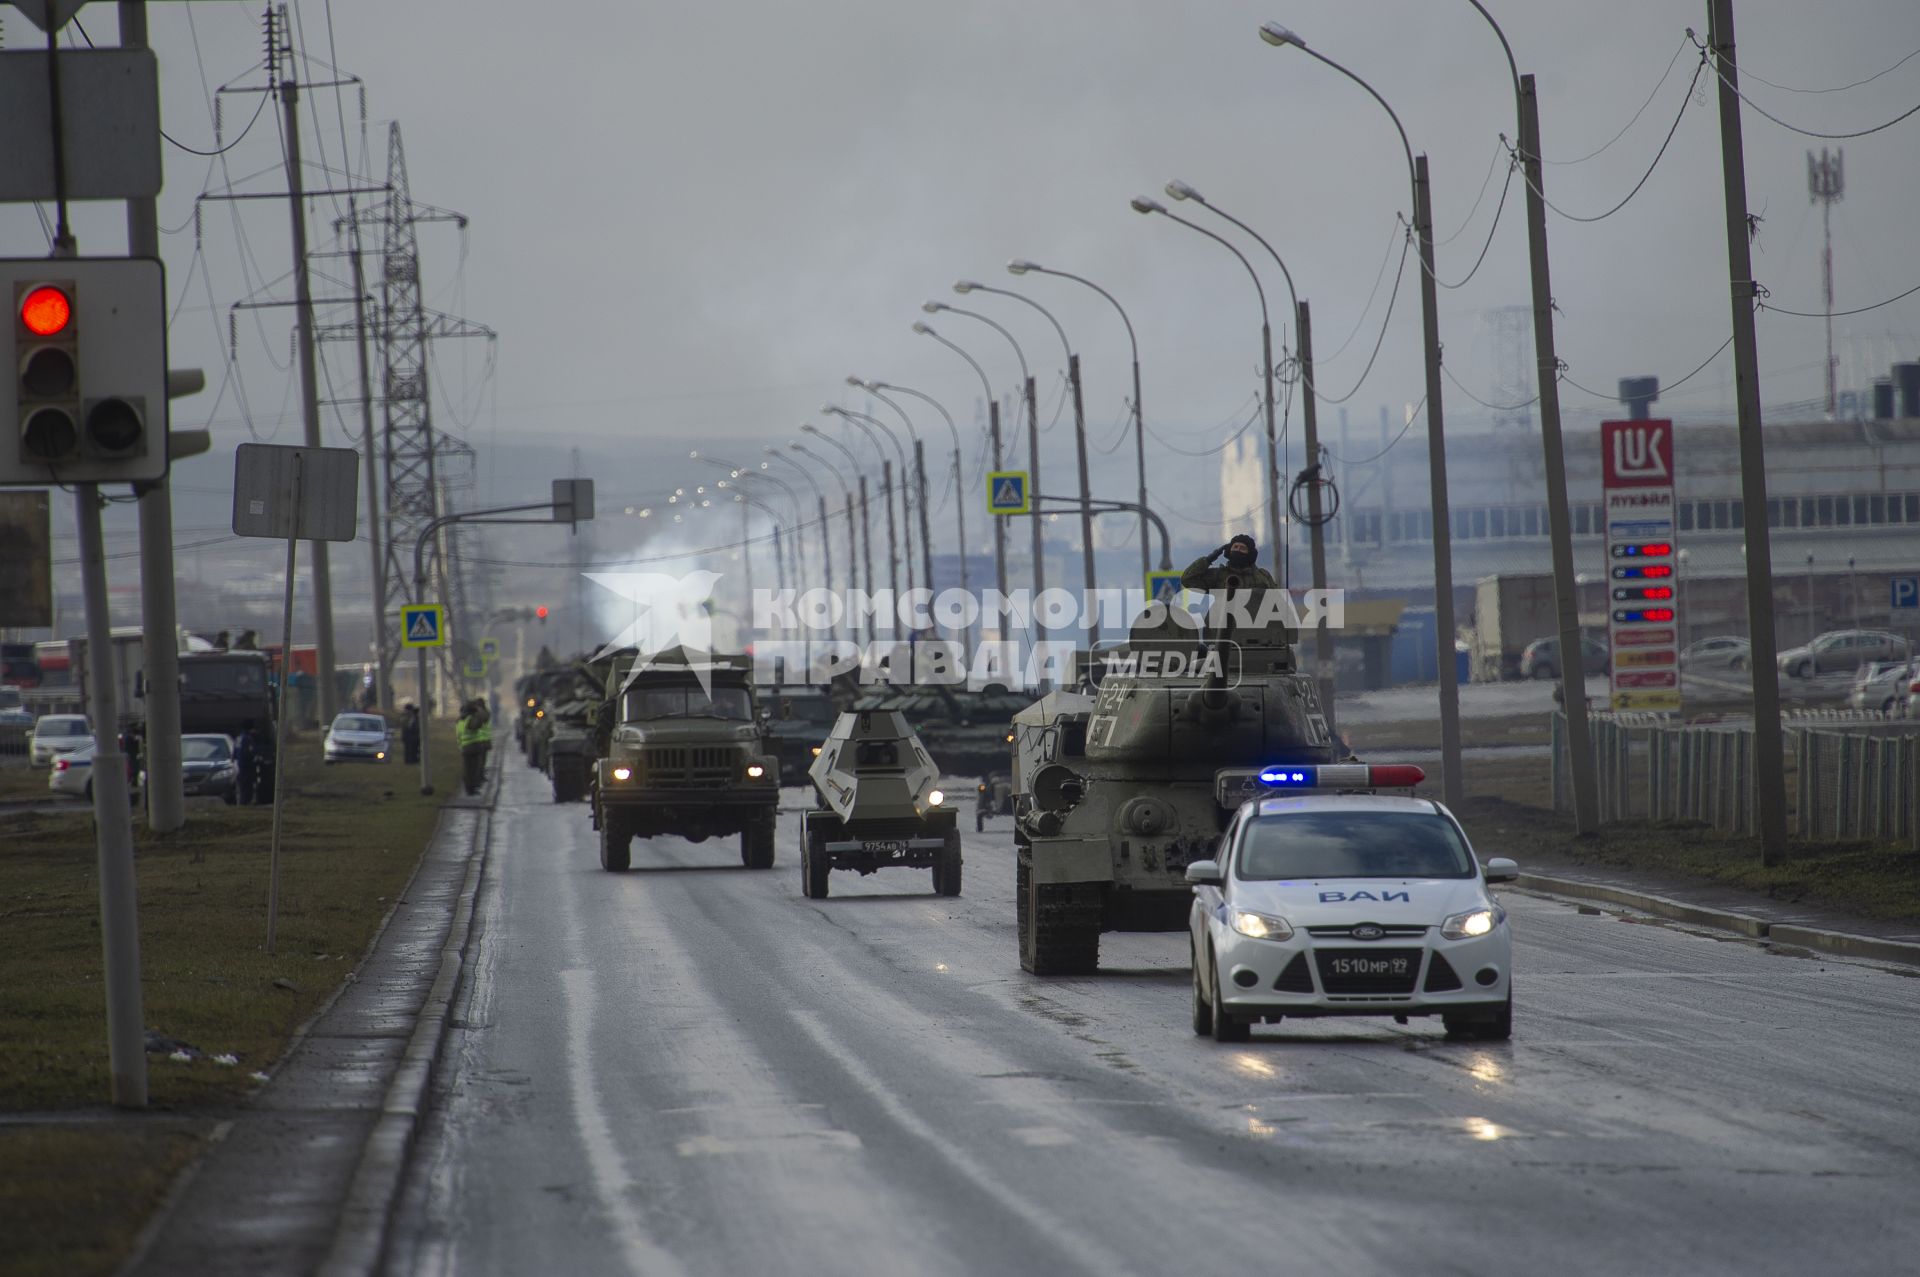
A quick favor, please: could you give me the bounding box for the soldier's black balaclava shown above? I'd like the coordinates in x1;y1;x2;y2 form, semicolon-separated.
1225;534;1257;570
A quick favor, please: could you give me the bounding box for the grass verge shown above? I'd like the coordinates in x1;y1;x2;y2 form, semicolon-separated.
0;735;459;1277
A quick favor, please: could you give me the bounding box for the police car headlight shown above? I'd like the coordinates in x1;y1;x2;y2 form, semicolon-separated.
811;746;822;756
927;789;944;806
1229;909;1293;941
1442;908;1498;940
612;766;632;781
746;763;765;778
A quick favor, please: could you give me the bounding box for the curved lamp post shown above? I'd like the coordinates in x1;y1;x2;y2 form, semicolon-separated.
1258;20;1462;809
1008;259;1151;583
956;280;1097;626
850;377;937;610
824;403;912;597
788;441;862;641
765;446;837;640
1130;194;1283;561
922;300;1049;655
691;451;804;590
796;429;873;637
913;321;1009;609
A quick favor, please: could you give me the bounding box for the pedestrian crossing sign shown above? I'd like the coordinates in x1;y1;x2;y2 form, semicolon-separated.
1145;570;1184;605
986;470;1029;516
400;603;446;648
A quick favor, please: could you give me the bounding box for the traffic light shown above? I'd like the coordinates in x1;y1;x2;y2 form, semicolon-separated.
2;258;168;485
536;605;548;625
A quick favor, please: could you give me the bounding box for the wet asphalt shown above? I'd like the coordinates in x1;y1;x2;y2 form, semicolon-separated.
385;761;1920;1277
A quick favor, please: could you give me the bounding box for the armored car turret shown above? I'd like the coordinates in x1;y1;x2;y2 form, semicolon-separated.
801;709;961;899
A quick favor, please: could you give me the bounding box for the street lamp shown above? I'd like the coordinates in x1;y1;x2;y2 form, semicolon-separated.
824;403;912;596
913;320;1010;610
797;428;873;635
1258;20;1465;810
862;378;970;651
765;446;837;637
1451;1;1600;836
921;302;1050;656
788;441;862;639
954;280;1097;626
692;450;805;592
1160;180;1340;716
1129;194;1283;564
1008;258;1151;584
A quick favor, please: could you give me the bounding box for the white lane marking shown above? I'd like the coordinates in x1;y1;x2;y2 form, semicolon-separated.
785;1007;1135;1276
676;1130;863;1157
1007;1126;1074;1147
557;966;691;1277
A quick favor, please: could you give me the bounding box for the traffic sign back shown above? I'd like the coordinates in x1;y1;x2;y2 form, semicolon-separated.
986;470;1029;515
400;604;446;648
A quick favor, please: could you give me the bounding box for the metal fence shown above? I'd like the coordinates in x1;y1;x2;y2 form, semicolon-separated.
1551;710;1920;849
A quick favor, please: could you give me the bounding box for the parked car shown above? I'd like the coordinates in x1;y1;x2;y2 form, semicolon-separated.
48;741;137;802
141;734;241;803
1777;629;1912;679
29;713;90;766
323;712;391;764
1519;634;1609;680
1849;660;1917;714
1680;636;1750;674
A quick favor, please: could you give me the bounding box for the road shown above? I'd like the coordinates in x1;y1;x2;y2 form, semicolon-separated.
388;762;1920;1277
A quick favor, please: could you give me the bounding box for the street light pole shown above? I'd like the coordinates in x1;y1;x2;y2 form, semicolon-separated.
1130;197;1284;567
913;323;1008;615
1460;0;1599;835
859;380;943;618
828;403;915;593
765;448;834;639
1009;260;1151;585
955;282;1097;624
1260;24;1464;809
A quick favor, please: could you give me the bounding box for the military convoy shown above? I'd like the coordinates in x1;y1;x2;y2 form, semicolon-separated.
801;709;960;899
585;647;780;872
1007;592;1335;974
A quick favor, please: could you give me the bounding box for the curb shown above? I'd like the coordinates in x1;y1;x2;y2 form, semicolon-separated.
316;773;495;1277
1513;872;1920;968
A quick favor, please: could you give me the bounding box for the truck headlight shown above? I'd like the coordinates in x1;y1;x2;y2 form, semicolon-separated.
1442;907;1500;939
1229;909;1292;941
746;763;765;778
612;766;632;781
927;789;944;806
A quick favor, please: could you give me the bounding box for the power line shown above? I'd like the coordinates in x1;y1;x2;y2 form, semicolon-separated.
1317;216;1404;364
1515;49;1707;224
1759;280;1920;319
1306;231;1413;405
1697;32;1920;137
1742;45;1920;96
1544;36;1693;165
1559;333;1734;401
1324;396;1427;466
1440;362;1539;414
1428;158;1515;290
1434;139;1506;245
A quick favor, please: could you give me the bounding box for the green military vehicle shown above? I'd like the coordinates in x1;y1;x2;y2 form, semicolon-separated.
543;690;598;803
1010;594;1336;974
587;647;780;872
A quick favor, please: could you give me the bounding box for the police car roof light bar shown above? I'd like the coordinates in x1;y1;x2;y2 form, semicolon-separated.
1256;764;1426;789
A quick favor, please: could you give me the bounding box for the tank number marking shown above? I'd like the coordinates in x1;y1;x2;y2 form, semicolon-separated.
1317;890;1411;903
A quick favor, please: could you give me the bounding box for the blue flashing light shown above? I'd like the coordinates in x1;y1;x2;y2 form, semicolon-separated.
1258;767;1314;786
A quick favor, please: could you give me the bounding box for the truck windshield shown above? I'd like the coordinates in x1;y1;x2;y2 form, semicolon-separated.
624;686;753;721
1237;810;1474;880
181;661;269;697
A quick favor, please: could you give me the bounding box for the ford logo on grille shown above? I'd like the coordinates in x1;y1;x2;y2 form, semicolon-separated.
1350;923;1385;941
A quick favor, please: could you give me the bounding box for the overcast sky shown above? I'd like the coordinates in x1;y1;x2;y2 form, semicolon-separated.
9;0;1920;550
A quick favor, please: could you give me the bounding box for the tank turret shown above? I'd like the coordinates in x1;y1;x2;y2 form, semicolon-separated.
1010;592;1336;974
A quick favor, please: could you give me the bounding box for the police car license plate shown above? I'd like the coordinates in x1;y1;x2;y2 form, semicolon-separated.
861;839;909;855
1326;954;1412;978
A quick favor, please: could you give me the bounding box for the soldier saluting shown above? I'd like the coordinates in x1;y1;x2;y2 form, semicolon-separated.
1180;533;1279;592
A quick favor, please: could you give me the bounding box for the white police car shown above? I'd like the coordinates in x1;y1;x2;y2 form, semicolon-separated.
1187;764;1516;1043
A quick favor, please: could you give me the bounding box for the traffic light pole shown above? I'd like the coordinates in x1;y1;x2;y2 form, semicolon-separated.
1016;494;1173;573
77;484;148;1106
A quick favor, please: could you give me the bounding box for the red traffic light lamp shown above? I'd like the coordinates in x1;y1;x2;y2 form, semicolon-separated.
535;605;548;624
20;285;71;337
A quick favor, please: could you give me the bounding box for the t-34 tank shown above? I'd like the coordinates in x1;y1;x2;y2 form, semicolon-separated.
801;709;961;899
1010;592;1336;974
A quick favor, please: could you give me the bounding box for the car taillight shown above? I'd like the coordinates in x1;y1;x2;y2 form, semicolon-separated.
54;758;69;771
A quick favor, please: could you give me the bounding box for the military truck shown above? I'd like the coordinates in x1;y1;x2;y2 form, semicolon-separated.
849;685;1031;776
518;666;578;766
1010;593;1336;974
543;691;598;803
764;684;839;784
587;647;779;872
801;708;959;898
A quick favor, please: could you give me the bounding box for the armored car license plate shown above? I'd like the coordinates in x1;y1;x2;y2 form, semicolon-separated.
862;839;910;855
1325;954;1412;978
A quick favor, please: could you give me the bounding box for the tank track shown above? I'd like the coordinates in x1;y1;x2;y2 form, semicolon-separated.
1017;859;1103;975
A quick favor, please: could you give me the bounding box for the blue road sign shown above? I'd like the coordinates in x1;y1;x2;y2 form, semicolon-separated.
1145;570;1184;604
400;603;446;648
986;470;1029;516
1893;576;1919;610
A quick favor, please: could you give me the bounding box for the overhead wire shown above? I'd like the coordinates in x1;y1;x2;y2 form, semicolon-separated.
1324;396;1425;466
1694;30;1920;139
1758;281;1920;319
1559;333;1734;401
1316;216;1403;365
1542;36;1692;165
1304;231;1412;404
1741;45;1920;95
1515;47;1707;224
